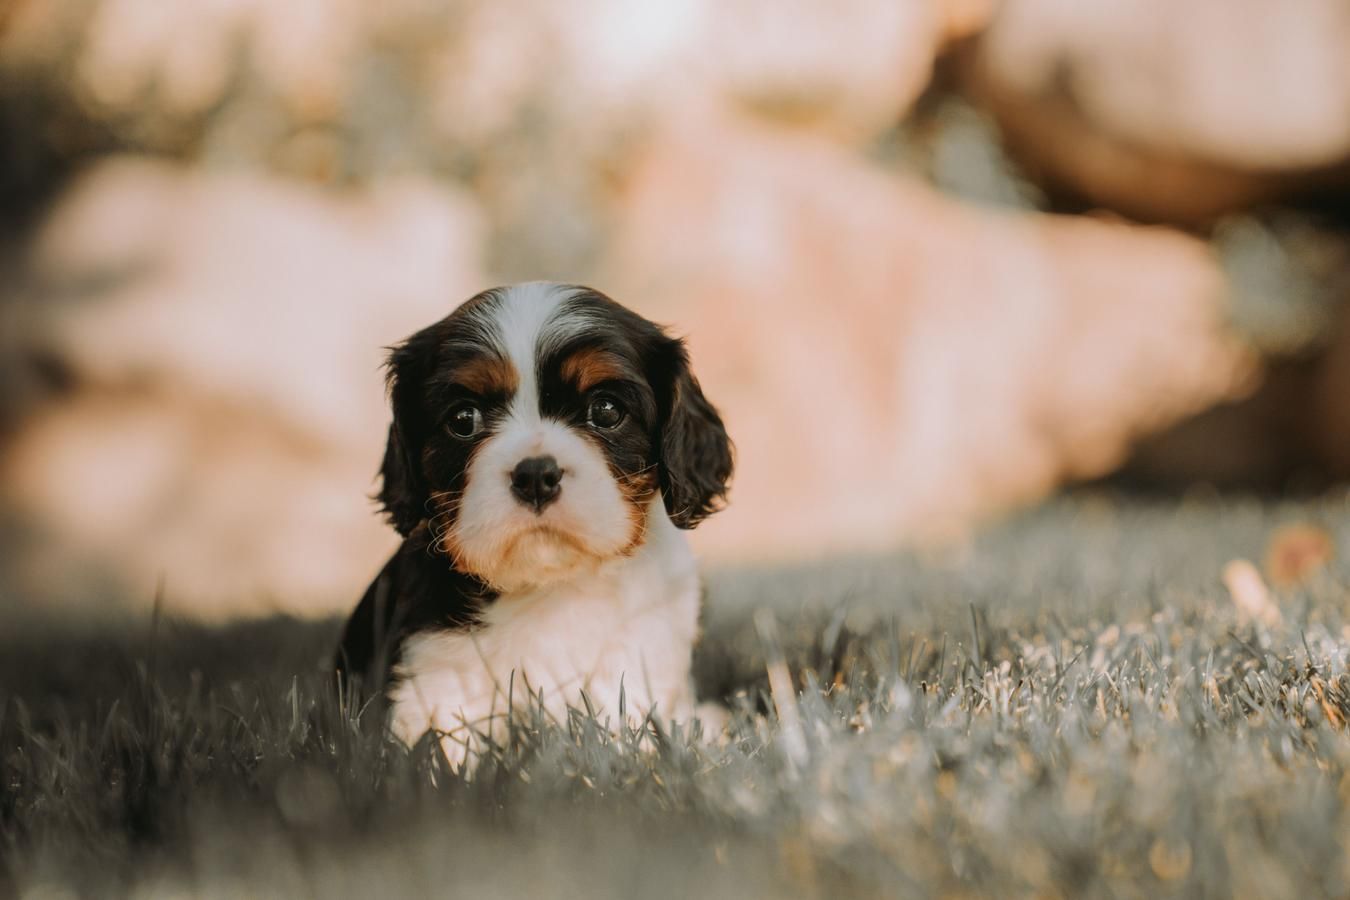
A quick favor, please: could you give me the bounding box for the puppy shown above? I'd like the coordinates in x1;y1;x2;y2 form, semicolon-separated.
335;282;733;766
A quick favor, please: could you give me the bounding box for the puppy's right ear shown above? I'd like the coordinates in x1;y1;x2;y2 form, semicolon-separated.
377;330;437;536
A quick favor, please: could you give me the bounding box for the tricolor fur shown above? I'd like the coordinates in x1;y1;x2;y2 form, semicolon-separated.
335;282;733;767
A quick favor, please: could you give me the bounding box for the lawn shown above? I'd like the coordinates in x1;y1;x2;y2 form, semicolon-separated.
5;493;1350;898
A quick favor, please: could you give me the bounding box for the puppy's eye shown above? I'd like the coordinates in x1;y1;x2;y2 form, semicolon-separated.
587;394;625;430
447;404;485;439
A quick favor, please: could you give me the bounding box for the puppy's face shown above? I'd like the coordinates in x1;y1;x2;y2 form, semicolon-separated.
378;283;732;591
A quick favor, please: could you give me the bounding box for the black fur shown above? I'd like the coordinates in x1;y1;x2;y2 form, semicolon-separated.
334;526;495;701
376;344;432;537
376;289;507;537
550;289;734;527
334;284;732;698
337;290;508;694
653;338;733;528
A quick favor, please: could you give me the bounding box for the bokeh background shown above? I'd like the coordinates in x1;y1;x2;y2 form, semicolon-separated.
2;0;1349;620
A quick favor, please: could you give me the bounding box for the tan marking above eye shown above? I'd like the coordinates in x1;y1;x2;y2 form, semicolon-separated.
560;348;628;392
450;355;518;395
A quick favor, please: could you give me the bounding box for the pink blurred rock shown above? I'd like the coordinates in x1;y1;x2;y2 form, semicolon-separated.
960;0;1350;223
2;157;485;616
4;0;977;162
669;0;954;140
603;110;1257;563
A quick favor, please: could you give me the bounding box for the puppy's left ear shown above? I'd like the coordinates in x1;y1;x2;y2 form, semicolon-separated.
655;337;733;529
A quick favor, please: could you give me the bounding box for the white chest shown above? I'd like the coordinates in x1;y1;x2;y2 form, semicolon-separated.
386;513;701;766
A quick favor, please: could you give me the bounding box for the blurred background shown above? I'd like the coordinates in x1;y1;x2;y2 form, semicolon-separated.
1;0;1349;620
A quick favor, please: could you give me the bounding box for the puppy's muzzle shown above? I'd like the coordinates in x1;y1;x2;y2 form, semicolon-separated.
510;455;563;512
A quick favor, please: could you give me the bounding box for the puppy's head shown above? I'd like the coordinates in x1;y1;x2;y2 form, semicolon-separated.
378;282;732;591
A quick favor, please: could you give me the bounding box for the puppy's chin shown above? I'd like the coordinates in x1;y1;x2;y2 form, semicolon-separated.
457;522;608;593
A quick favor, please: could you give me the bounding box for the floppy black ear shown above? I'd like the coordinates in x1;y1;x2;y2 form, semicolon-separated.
656;338;733;529
377;333;436;536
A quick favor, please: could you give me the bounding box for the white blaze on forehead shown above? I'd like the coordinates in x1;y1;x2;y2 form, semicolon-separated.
485;282;581;424
446;282;638;590
485;282;614;425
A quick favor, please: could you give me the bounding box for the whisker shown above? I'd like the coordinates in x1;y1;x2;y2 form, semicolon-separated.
615;462;658;483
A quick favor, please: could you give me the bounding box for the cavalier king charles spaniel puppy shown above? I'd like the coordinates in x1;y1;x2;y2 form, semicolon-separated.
335;282;733;766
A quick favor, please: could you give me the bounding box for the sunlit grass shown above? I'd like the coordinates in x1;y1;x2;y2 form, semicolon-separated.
5;494;1350;898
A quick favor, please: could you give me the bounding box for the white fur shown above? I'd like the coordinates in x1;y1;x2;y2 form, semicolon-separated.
390;283;706;768
452;413;636;591
447;282;637;591
389;499;701;768
491;281;571;429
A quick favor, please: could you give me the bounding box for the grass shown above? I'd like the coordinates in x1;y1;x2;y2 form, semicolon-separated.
5;492;1350;898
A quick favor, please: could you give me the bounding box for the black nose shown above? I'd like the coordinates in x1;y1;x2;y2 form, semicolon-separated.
510;455;563;511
